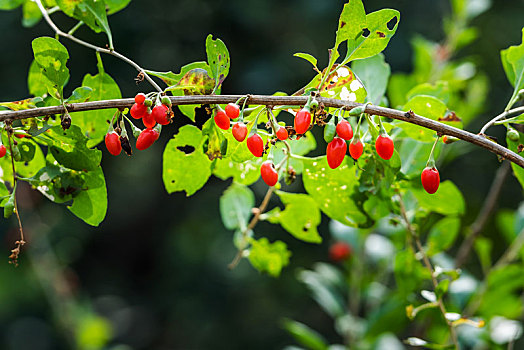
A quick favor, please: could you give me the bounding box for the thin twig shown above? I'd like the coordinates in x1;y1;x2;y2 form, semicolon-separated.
454;161;511;268
479;106;524;135
398;192;460;350
1;95;524;168
228;187;275;270
33;0;163;92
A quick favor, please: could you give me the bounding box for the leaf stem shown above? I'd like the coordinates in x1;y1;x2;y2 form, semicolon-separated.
479;106;524;135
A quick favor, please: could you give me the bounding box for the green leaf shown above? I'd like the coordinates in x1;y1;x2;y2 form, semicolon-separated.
302;158;367;227
206;34;230;92
219;182;254;231
400;95;450;141
271;191;322;243
501;28;524;109
351;53;390;105
478;265;524;318
305;66;367;103
248;237;291;277
27;60;54;97
66;86;93;103
272;131;317;174
22;0;42;27
334;0;366;48
213;158;261;185
31;37;70;94
344;8;400;62
44;125;102;171
426;217;461;256
411;181;465;216
474;237;492;274
281;319;329;350
0;0;24;10
68;166;107;226
399;138;441;178
298;264;346;318
294;53;318;68
73;58;121;147
507;133;524;192
56;0;113;48
3;190;15;219
104;0;131;14
146;61;211;87
163;125;212;196
406;82;451;104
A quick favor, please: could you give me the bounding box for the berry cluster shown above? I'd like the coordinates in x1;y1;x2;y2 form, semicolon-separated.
105;93;168;156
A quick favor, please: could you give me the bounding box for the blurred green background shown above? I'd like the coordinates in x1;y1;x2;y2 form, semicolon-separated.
1;0;524;349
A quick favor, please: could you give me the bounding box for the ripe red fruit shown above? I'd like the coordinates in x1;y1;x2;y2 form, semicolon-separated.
0;145;6;158
225;103;240;119
214;109;230;130
142;109;156;129
375;135;394;160
421;166;440;194
294;108;311;134
105;131;122;156
326;137;347;169
152;104;170;125
260;161;279;186
247;133;264;157
136;128;158;150
130;103;148;119
336;120;353;140
349;139;364;160
134;93;146;104
329;242;352;262
232;122;248;142
276;126;288;141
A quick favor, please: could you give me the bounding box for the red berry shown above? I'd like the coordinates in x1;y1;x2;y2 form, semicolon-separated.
232;122;248;142
326;137;347;169
329;242;352;262
134;93;146;104
136;128;158;150
336;120;353;140
152;104;170;125
142;109;156;129
0;145;6;158
276;126;288;141
225;103;240;119
214;109;230;130
349;139;364;160
247;133;264;157
375;135;394;160
14;134;27;139
421;166;440;194
105;131;122;156
260;161;279;186
130;103;148;119
294;108;311;134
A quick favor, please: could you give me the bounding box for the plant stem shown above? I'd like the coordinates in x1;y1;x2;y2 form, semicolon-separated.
398;192;460;350
479;106;524;135
454;161;511;268
34;0;163;93
228;187;275;270
1;95;524;168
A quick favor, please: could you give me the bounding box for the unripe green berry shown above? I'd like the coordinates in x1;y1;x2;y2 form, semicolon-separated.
144;98;153;107
161;96;172;106
507;128;520;142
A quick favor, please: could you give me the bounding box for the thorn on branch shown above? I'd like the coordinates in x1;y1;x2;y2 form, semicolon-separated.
405;110;415;118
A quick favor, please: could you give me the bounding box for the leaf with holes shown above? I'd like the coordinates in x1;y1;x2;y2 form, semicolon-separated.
163;125;212;196
302;158;367;227
501;27;524;110
206;34;230;92
31;37;69;95
267;191;321;243
344;8;400;63
248;237;291;277
303;65;366;103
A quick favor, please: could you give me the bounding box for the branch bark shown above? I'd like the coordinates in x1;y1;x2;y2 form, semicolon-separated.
1;94;523;168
